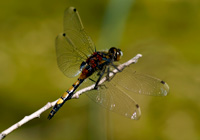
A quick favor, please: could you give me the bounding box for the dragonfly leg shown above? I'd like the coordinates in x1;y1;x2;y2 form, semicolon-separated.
106;66;117;81
111;62;122;72
89;77;107;90
89;78;96;83
106;66;110;80
94;67;106;89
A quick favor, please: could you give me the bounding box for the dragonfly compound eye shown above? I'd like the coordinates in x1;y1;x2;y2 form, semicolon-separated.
115;48;122;61
108;47;122;61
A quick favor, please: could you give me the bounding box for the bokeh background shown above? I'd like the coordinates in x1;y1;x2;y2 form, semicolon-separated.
0;0;200;140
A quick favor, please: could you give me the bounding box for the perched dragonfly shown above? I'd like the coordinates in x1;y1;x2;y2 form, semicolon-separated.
48;7;169;120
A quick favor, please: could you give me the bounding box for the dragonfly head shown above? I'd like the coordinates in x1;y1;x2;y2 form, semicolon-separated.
108;47;123;61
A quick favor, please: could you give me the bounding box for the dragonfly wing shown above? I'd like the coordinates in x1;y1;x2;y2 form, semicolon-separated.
112;67;169;96
79;64;169;119
80;71;141;120
56;7;96;78
64;7;95;55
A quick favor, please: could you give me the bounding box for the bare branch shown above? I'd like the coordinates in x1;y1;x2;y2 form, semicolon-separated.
0;54;142;140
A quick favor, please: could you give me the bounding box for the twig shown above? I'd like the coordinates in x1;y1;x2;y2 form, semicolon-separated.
0;54;142;140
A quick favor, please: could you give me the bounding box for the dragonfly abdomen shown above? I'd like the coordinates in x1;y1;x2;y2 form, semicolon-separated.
48;66;95;120
48;78;84;120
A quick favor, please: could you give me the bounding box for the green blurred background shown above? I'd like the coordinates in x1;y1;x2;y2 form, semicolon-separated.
0;0;200;140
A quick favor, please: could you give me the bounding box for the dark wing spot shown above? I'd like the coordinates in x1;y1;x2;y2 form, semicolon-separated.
73;8;77;12
63;33;66;36
161;80;165;84
136;104;139;108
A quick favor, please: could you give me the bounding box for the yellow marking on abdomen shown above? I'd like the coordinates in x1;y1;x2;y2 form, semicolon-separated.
61;91;69;98
74;80;80;86
68;86;74;93
57;98;64;104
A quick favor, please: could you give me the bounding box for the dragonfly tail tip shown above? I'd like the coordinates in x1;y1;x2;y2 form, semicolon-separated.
47;114;54;120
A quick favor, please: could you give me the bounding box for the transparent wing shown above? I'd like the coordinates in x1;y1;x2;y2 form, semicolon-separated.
112;67;169;96
56;7;96;78
79;70;141;120
78;64;169;119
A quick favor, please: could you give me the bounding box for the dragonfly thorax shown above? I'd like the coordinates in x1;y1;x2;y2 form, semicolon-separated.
85;47;122;71
108;47;123;61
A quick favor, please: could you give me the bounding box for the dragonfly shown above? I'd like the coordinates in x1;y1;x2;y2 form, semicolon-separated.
48;7;169;120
